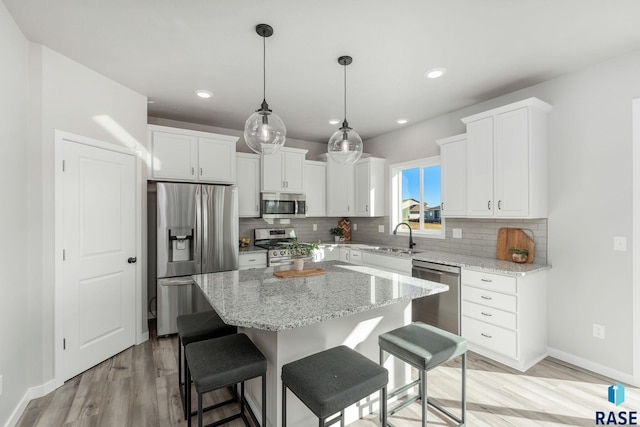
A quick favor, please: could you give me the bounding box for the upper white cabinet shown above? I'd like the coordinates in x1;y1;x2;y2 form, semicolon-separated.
461;97;552;218
304;160;326;217
321;154;385;217
261;147;307;193
236;153;261;217
354;157;385;216
437;134;467;218
149;125;238;184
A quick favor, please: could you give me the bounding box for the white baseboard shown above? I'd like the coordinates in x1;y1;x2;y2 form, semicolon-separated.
3;379;55;427
137;330;149;345
547;347;637;386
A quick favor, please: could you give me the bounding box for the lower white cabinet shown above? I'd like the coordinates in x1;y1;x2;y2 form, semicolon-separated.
460;268;547;371
362;252;412;276
239;252;267;270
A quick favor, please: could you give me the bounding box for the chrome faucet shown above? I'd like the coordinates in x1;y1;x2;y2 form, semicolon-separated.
393;222;416;249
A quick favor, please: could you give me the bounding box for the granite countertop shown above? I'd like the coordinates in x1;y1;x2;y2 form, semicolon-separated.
320;242;550;276
238;245;267;254
192;260;448;332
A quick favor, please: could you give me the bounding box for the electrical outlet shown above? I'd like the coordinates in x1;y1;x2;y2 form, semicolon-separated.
453;228;462;239
312;224;317;231
614;236;627;251
378;225;384;233
353;224;357;231
593;323;605;339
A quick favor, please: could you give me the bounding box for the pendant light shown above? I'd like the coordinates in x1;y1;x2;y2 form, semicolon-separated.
327;55;363;165
244;24;286;155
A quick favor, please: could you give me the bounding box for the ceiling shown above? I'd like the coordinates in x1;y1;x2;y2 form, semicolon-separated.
5;0;640;143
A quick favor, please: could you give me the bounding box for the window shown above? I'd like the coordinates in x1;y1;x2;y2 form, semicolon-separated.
390;156;444;238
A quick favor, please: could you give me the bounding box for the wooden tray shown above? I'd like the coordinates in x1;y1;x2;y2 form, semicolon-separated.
273;268;327;278
496;228;535;264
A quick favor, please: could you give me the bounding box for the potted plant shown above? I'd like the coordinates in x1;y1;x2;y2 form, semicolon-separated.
329;227;343;242
508;247;529;263
291;240;321;270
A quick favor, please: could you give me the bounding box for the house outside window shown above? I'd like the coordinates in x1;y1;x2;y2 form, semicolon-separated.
390;156;444;239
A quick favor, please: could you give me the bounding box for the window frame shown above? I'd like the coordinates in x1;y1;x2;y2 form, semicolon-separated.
389;155;445;239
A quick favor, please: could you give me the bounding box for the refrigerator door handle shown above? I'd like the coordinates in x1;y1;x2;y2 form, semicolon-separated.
194;185;202;273
201;188;209;271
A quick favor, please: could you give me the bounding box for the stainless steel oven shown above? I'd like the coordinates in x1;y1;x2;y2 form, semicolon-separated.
254;227;312;266
260;192;306;219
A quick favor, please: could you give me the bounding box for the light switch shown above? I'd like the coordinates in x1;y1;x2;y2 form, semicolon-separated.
312;224;317;231
378;225;384;233
614;236;627;251
353;224;357;231
453;228;462;239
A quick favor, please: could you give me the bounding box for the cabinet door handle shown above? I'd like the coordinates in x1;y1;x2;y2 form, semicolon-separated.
191;167;195;176
256;205;259;212
200;167;203;176
481;312;492;317
480;295;492;300
481;333;493;339
481;278;492;282
366;205;368;212
488;200;491;210
442;202;445;211
498;200;502;210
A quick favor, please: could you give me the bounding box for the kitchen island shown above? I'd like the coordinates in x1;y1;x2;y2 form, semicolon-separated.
192;260;448;427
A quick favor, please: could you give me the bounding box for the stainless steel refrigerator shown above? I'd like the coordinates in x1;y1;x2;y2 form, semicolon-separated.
148;182;238;336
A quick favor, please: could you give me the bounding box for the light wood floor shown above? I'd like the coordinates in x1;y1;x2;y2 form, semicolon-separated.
17;322;638;427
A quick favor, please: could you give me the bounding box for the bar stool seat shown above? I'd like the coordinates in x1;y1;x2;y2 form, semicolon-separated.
379;322;467;426
186;333;267;427
282;345;388;426
177;311;237;419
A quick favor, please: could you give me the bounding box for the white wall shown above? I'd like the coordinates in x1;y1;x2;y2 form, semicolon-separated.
366;50;640;376
0;3;30;425
28;45;148;387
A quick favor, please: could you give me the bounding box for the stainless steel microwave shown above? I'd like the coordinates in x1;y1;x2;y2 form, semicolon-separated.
260;192;306;219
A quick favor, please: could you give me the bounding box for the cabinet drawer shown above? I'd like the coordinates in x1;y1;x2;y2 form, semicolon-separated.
462;300;516;330
463;269;516;293
462;316;517;359
349;250;363;265
462;285;516;312
239;253;267;269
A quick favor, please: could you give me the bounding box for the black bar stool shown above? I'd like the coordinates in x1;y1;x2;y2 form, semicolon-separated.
281;345;388;427
177;310;237;419
379;322;467;426
185;333;267;427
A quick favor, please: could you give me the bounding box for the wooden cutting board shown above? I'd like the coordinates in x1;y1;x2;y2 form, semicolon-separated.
496;228;535;264
273;268;327;278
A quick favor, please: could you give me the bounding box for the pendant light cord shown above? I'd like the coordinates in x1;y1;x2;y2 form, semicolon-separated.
343;63;347;121
263;35;266;101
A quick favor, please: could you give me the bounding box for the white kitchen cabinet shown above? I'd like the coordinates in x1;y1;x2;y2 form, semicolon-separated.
261;147;307;193
461;97;552;218
362;252;411;276
437;134;467;217
304;160;326;217
337;247;363;265
149;125;238;183
354;157;385;216
321;154;385;217
239;252;267;270
460;268;547;372
236;153;260;217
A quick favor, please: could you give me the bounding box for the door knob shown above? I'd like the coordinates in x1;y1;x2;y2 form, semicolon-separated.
128;257;137;264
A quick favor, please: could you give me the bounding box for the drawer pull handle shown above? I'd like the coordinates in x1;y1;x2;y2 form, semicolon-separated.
481;333;492;339
248;259;256;262
481;312;492;317
481;278;492;282
480;295;492;300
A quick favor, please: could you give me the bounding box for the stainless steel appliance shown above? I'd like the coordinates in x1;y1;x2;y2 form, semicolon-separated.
149;182;238;336
260;192;306;219
411;260;461;335
254;227;312;266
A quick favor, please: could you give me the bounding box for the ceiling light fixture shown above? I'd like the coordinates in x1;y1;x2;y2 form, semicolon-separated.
244;23;286;155
425;68;446;79
327;55;362;165
328;119;340;125
396;119;408;124
195;90;213;98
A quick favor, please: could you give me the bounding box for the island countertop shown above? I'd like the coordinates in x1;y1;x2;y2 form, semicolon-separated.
192;260;448;332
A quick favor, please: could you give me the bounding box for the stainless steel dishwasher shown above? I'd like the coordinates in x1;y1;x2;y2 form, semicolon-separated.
411;260;461;335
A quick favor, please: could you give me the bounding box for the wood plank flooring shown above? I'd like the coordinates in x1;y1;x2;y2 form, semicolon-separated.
17;322;638;427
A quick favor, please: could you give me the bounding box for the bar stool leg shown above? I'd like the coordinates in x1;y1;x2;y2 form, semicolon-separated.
282;382;287;427
461;353;466;425
178;337;185;419
381;386;387;427
198;392;203;427
340;409;345;427
420;370;427;427
186;364;192;427
262;374;266;427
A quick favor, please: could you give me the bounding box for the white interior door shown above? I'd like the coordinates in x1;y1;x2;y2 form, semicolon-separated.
62;140;136;380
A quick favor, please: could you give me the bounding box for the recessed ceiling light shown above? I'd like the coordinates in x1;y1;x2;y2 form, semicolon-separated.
195;90;213;99
424;68;446;79
147;100;155;104
329;119;340;125
396;119;408;124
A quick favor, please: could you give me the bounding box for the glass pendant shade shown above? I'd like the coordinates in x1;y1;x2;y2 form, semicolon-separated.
244;105;286;155
327;121;363;165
